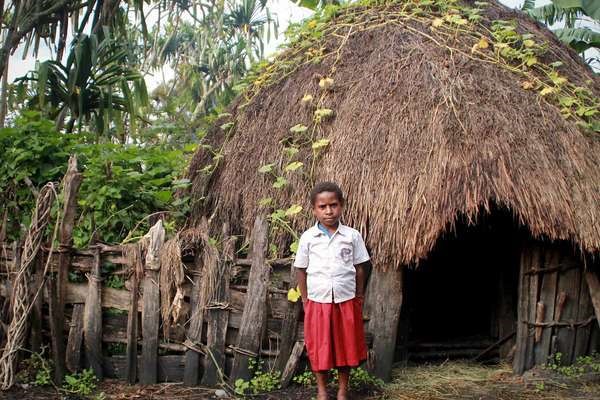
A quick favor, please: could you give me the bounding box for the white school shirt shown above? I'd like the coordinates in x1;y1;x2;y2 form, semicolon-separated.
293;222;370;303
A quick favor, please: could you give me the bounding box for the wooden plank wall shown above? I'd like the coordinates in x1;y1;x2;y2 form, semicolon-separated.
513;242;598;374
0;215;305;386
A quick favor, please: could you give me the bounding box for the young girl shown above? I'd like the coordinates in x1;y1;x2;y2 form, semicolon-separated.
294;181;371;400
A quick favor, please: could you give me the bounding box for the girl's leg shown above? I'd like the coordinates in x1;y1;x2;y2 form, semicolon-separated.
337;367;350;400
315;370;329;400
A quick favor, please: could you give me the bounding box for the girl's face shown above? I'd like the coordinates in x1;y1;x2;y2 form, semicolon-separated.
312;191;343;228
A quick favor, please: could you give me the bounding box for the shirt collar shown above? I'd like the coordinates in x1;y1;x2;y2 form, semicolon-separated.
311;221;349;237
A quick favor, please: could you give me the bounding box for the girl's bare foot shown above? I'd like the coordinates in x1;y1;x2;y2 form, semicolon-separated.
317;391;329;400
336;390;349;400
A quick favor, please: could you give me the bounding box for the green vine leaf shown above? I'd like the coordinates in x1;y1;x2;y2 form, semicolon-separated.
312;138;330;150
318;77;334;89
273;176;287;188
258;163;275;173
284;147;299;157
301;94;313;104
314;108;334;123
290;124;308;134
284;161;304;172
285;204;303;216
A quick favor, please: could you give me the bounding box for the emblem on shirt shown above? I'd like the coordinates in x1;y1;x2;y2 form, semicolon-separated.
340;247;352;263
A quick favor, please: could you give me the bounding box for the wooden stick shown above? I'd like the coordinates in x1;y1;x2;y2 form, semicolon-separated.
126;244;142;384
83;247;103;378
280;341;304;387
230;215;270;382
53;155;83;382
140;221;165;384
585;270;600;330
65;303;84;372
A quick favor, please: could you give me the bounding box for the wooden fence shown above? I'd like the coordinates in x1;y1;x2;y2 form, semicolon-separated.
0;157;323;388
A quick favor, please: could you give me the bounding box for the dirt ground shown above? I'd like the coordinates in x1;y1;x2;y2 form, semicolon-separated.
3;361;599;400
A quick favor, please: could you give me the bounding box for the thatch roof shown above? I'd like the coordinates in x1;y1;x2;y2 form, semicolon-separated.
186;0;600;269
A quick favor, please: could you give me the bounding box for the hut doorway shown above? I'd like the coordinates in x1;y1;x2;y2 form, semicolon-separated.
398;209;523;363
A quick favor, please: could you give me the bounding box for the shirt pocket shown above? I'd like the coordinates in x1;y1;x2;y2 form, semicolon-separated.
336;240;354;266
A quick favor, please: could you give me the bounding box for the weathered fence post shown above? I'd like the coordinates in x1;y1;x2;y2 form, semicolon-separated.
49;155;82;383
201;226;235;386
364;266;404;381
230;214;270;382
140;220;165;384
275;265;302;385
126;243;143;384
83;246;103;377
66;303;84;372
585;269;600;329
184;218;210;386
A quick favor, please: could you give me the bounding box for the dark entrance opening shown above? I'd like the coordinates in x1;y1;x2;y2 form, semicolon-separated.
398;208;525;363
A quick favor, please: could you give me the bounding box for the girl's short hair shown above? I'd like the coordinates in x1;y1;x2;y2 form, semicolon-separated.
310;181;345;205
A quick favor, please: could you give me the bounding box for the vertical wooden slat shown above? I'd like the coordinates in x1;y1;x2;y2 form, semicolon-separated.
230;215;270;382
514;245;532;374
126;244;142;384
573;266;594;359
66;303;85;372
534;248;559;366
280;340;305;387
525;246;541;370
275;265;301;379
201;230;235;386
585;270;600;329
50;155;83;383
83;246;103;378
364;266;404;381
140;221;165;384
554;255;581;365
183;218;210;386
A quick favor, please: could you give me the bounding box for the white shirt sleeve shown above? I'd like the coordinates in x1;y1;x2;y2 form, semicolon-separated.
293;232;309;268
353;231;370;264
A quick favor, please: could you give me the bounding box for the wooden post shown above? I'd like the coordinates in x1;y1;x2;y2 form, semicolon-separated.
140;221;165;384
183;249;205;386
201;230;235;386
65;303;85;372
534;248;559;366
230;215;270;382
585;270;600;329
83;247;103;378
573;266;594;358
514;244;536;374
126;243;143;384
275;265;302;378
50;155;83;383
183;218;212;385
280;341;305;387
364;266;404;381
554;257;581;365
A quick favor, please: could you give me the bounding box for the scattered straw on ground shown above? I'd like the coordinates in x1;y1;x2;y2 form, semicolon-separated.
385;360;600;400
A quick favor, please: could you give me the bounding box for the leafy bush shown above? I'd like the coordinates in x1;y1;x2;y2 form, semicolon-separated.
234;358;282;395
63;368;98;395
1;111;194;246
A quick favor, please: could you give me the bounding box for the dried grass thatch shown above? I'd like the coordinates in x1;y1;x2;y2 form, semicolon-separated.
186;0;600;269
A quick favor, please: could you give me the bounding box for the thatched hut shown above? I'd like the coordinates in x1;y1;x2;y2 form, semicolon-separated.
186;0;600;380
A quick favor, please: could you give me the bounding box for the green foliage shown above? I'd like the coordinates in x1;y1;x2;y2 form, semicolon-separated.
15;32;148;138
1;111;193;246
292;368;316;386
63;368;98;396
0;111;77;240
348;367;385;390
545;352;600;377
107;342;127;355
16;349;53;387
234;358;282;395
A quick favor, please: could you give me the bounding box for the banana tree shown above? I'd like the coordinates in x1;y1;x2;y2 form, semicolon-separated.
523;0;600;56
15;32;148;141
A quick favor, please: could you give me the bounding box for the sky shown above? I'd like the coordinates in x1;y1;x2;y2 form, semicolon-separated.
9;0;597;88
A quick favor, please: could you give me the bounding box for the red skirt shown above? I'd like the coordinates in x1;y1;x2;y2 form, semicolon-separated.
303;297;367;372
